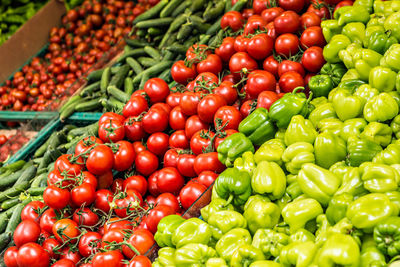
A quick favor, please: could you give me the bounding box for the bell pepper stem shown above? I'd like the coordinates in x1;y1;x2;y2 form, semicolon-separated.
225;194;234;207
292;87;305;94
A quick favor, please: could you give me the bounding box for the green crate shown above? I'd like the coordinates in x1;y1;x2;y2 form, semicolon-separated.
0;111;58;122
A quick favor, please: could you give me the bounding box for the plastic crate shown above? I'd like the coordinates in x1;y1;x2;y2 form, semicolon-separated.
0;111;58;122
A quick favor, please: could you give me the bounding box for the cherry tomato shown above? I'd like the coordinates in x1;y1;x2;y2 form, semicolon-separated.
73;207;99;227
142;107;169;134
215;37;236;62
171;60;197;85
98;119;125;143
155;193;181;213
246;33;274;60
123;175;148;196
148;167;185;196
52;219;80;243
246;70;276;98
169;130;189;149
278;60;305;77
179;182;207;210
13;220;41;248
185;115;209;140
123;95;149;118
197;171;219;187
21;201;45;221
261;7;284;23
43;186;70;210
229;52;258;78
300;26;326;48
92;250;124;267
193;152;226;175
177;154;196;177
122;229;155;259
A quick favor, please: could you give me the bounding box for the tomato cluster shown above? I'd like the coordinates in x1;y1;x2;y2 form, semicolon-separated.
0;132;29;162
0;0;151;112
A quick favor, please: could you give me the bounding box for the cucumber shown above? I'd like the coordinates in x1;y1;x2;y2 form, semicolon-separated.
117;48;147;64
125;38;152;48
166;43;187;54
80;81;101;97
101;98;125;111
204;0;225;21
133;0;169;23
147;27;162;36
160;0;183;18
136;17;174;29
107;86;130;103
100;67;111;94
69;122;99;137
172;0;191;17
138;57;158;67
124;77;134;96
0;168;25;190
75;98;102;112
14;165;36;186
168;13;188;33
0;213;8;233
27;187;46;196
31;173;47;188
190;0;207;12
5;203;24;232
132;61;173;85
198;34;211;45
158;69;172;82
0;181;30;204
108;64;130;89
87;69;104;83
162;50;177;61
60;98;86;121
190;15;210;33
177;22;193;41
126;57;143;75
144;46;161;60
1;197;20;211
0;232;11;252
0;160;25;173
139;73;150;89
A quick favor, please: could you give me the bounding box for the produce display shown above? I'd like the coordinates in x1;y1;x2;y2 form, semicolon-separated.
2;0;400;265
0;131;32;162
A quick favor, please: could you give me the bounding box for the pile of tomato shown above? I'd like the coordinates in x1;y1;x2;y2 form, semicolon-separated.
0;132;29;162
0;0;152;112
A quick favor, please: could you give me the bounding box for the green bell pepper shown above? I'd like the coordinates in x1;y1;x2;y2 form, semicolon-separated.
353;0;374;13
174;243;216;267
214;167;252;206
339;118;368;141
155;215;186;248
373;143;400;165
230;244;266;267
364;25;385;47
354;49;383;81
368;31;398;54
298;163;341;206
320;62;347;87
396;72;400;92
346;137;383;166
359;162;399;193
347;193;398;231
155;247;176;266
281;197;323;231
360;122;393;147
217;132;254;167
234;151;256;176
388;91;400;106
310;96;329;108
206;258;228;267
353;84;379;106
200;198;234;222
369;66;398;92
335;5;370;25
238;108;277;146
254;139;286;166
385;190;400;213
208;210;247;240
275;128;286;141
316;233;360;266
282;142;315;175
384;11;400;40
380;43;400;72
252;229;289;259
373;0;398;16
284;115;318;146
374;216;400;257
323;34;351;63
367;13;386;26
341;69;362;81
363;93;399;123
316;118;343;135
249;261;282;267
321;19;343;42
392;115;400;139
286;181;303;200
326;193;354;225
338;43;362;69
342;22;366;45
215;228;252;263
360;235;387;267
314;131;347;169
331;89;364;121
308;75;334;97
308;102;337;127
269;87;312;129
335;166;366;196
251;161;286;200
172;218;212;248
288;229;315;243
243;195;280;234
279;241;318;267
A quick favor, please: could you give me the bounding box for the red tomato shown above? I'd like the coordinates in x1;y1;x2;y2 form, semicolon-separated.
40;208;57;234
186;44;210;62
21;201;45;221
300;26;326;48
263;55;279;78
197;171;218;187
124;117;146;142
185;115;209;140
147;132;169;156
247;34;274;60
98;112;125;125
155;193;181;213
43;186;70;210
214;81;238;105
193;152;226;175
163;148;182;168
234;35;248;52
190;130;215;155
278;60;305;77
279;0;304;12
261;7;284;23
71;183;96;207
220;11;244;31
215;37;236;62
73;207;99;227
128;256;152;267
141;205;175;233
240;100;256;117
4;246;18;267
144;78;170;104
114;189;144;218
193;72;219;89
52;219;80;243
301;46;326;72
334;0;353;13
59;247;81;265
13;220;41;248
229;52;258;78
104;217;134;233
123;95;149;118
179;182;207;210
142;107;169;134
246;70;276;98
54;154;83;176
51;259;75;267
197;54;223;75
171;60;197;85
307;1;330;19
279;71;305;93
169;130;189;149
42;238;60;259
122;229;155;259
177;154;196;177
97;170;114;190
135;151;159;176
86;144;114;175
257;91;280;110
123;175;148;196
92;250;124;267
274;33;300;58
94;189;113;213
113;140;135;171
197;94;227;123
180;92;200;116
300;12;321;31
75;136;103;157
98;119;125;143
166;92;182;108
214;106;242;130
133;141;146;155
274;11;300;34
253;0;271;13
148;167;185;196
17;243;50;267
244;15;267;35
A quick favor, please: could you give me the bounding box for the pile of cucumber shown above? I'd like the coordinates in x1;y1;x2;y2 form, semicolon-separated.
59;0;248;120
0;121;98;252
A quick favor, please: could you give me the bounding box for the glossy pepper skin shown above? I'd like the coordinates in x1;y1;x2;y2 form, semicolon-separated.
353;0;374;13
254;139;286;166
269;87;312;129
325;193;354;225
374;216;400;257
317;118;344;135
230;244;265;267
155;215;185;248
314;132;347;169
360;235;387;267
279;241;318;267
392;115;400;139
282;198;323;231
206;258;228;267
154;247;175;266
208;210;247;239
368;31;398;54
335;5;370;25
308;75;334;97
373;143;400;165
243;195;280;234
323;34;351;63
282;142;315;175
363;91;399;127
217;132;254;167
298;163;341;206
338;43;362;69
200;198;234;222
234;151;256;176
251;161;286;200
288;229;315;243
308;103;337;127
172;218;212;248
347;193;399;231
342;22;366;45
339;118;368;141
252;229;289;259
384;12;400;40
316;233;360;267
336;78;366;92
360;122;393;147
215;228;252;264
373;0;400;16
335;166;365;196
380;43;400;72
353;84;379;106
238;108;277;146
321;20;343;42
346;137;383;166
174;243;216;267
331;89;364;121
353;48;383;81
369;67;398;92
320;62;347;87
360;162;399;193
214;167;252;206
284;115;318;146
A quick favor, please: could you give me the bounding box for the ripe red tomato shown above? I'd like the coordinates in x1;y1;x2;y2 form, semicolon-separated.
186;44;210;62
214;81;238;105
4;246;18;267
214;106;242;130
17;242;50;267
51;259;76;267
86;144;114;175
40;208;57;234
279;71;305;93
234;35;248;52
300;12;322;31
274;11;300;34
123;175;148;196
75;136;103;156
169;130;189;149
13;220;41;248
43;185;70;210
253;0;270;13
197;94;227;123
177;154;196;177
261;7;284;23
128;256;152;267
196;54;223;75
97;170;114;190
229;52;258;78
301;46;326;72
135;151;159;176
113;140;135;171
147;132;169;156
166;92;182;108
179;92;199;116
133;141;146;155
163;148;182;168
278;60;306;77
124;117;146;142
114;189;144;218
246;70;276;98
334;0;353;13
263;55;279;78
185;115;209;140
279;0;304;12
190;130;215;155
52;219;80;243
98;112;125;125
122;95;149;118
257;91;280;110
148;167;185;196
42;238;60;259
247;34;274;60
92;250;124;267
94;189;113;213
193;152;226;175
243;15;267;35
144;78;170;104
197;171;219;187
221;11;243;31
307;1;330;19
122;229;155;259
21;201;45;221
171;60;197;85
179;182;208;210
141;205;175;234
98;119;125;143
104;217;134;234
142;107;169;134
71;183;96;207
274;34;300;58
54;154;83;176
78;232;102;257
155;193;181;213
300;26;326;48
73;207;99;227
215;37;236;62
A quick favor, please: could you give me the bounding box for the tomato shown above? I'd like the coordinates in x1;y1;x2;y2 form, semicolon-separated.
214;105;242;131
4;246;18;267
13;220;41;248
113;140;135;171
98;119;125;143
197;171;219;187
169;130;189;149
98;112;125;125
78;232;102;257
171;60;196;85
185;115;209;140
42;238;60;259
197;94;227;123
274;33;300;58
43;185;70;210
166;92;182;108
179;182;208;210
101;228;125;247
186;44;210;62
59;248;81;265
220;11;243;32
240;99;256;117
234;35;248;52
114;189;144;218
193;72;219;89
180;92;200;116
242;8;255;19
301;46;326;72
17;242;50;267
253;0;271;13
213;129;238;149
214;81;238;105
112;178;124;194
196;54;223;75
122;229;155;259
257;91;280;110
215;37;236;62
261;7;284;23
124;117;146;142
123;175;148;196
279;0;304;12
86;145;114;175
163;148;181;168
104;217;134;234
274;11;300;34
75;136;103;156
334;0;353;13
307;1;330;19
53;219;80;243
128;256;152;267
0;134;8;145
51;259;75;267
193;152;226;175
54;154;83;176
122;95;149;118
190;130;214;155
246;70;276;98
71;183;96;207
176;154;196;177
279;71;305;93
148;167;185;196
94;189;113;213
278;60;305;77
142;107;169;134
244;15;266;35
229;52;258;78
246;33;274;60
144;78;170;104
40;209;57;234
141;205;175;234
73;207;99;226
92;250;124;267
147;132;169;156
262;55;279;78
133;141;146;155
135;151;159;176
21;201;45;221
47;169;74;189
155;193;181;213
97;170;114;190
300;26;326;48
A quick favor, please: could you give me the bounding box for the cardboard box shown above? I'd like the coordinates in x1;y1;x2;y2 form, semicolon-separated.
0;0;66;84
